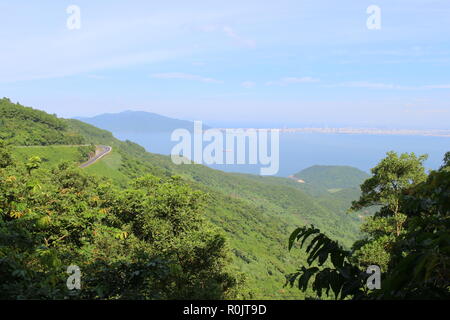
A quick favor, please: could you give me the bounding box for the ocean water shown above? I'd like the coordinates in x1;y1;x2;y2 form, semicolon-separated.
113;131;450;176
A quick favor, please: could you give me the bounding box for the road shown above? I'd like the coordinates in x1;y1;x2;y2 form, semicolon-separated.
79;145;112;168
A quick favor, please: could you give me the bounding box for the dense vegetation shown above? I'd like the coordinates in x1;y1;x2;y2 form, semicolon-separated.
1;101;365;298
0;141;245;299
294;165;369;190
287;151;450;299
0;98;84;146
6;99;442;299
63;117;366;298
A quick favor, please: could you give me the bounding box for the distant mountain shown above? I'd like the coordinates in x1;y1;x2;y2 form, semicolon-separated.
75;110;201;133
293;165;369;190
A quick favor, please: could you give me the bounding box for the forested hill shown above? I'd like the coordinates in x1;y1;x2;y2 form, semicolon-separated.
294;165;369;190
0;98;85;146
2;100;367;299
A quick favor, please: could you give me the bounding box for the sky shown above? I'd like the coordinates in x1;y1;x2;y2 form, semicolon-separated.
1;0;450;128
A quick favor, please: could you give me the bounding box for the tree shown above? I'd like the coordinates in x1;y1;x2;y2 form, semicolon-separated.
287;151;450;299
0;140;13;168
350;152;428;271
0;143;242;299
286;225;369;300
440;151;450;170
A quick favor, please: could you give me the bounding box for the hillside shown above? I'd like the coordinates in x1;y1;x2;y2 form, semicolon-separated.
12;145;94;169
76;110;202;133
66;119;366;298
0;98;85;146
293;165;369;190
3;101;366;299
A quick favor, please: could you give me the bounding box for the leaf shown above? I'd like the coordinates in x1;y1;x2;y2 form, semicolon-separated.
288;227;303;251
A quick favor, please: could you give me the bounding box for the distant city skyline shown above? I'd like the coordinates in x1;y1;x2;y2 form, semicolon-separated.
1;1;449;128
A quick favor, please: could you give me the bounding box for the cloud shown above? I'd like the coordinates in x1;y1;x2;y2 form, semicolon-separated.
338;81;401;89
423;84;450;89
198;24;255;48
87;74;107;80
222;26;256;48
241;81;256;88
151;72;223;83
266;77;320;86
335;82;450;90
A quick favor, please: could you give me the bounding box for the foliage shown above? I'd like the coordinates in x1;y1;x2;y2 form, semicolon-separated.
0;142;242;299
349;152;428;271
77;144;96;163
2;100;368;299
286;226;368;299
65;117;365;299
288;151;450;299
294;165;369;190
0;98;84;146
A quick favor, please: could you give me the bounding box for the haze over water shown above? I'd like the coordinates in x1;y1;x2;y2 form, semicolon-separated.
112;131;450;177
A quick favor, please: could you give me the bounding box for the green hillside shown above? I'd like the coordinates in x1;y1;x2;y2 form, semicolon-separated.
1;101;366;299
65;119;365;298
12;145;95;169
294;165;370;190
0;98;85;146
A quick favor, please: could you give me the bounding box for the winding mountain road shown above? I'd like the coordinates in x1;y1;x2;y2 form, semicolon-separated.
79;145;112;168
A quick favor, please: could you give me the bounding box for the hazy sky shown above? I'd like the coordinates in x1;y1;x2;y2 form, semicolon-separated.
1;0;449;128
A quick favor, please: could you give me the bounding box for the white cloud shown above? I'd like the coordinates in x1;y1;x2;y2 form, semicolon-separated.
87;74;107;80
266;77;320;86
198;24;255;48
338;81;400;89
335;82;450;90
222;26;256;48
241;81;256;88
423;84;450;89
151;72;223;83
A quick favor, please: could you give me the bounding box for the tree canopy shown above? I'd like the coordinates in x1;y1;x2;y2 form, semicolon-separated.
287;151;450;299
0;141;243;299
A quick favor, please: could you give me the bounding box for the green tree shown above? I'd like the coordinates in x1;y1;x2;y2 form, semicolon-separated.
287;151;449;299
350;152;428;271
0;143;242;299
0;140;13;168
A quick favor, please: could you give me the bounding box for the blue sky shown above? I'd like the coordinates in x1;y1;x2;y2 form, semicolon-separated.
1;0;449;128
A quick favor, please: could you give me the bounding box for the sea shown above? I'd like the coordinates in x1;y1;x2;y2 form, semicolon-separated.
112;131;450;177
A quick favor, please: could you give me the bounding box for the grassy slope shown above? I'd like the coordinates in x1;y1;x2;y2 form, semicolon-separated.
12;146;83;168
83;149;129;185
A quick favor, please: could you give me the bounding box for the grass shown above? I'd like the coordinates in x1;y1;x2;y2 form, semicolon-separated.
84;149;129;186
12;145;82;168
